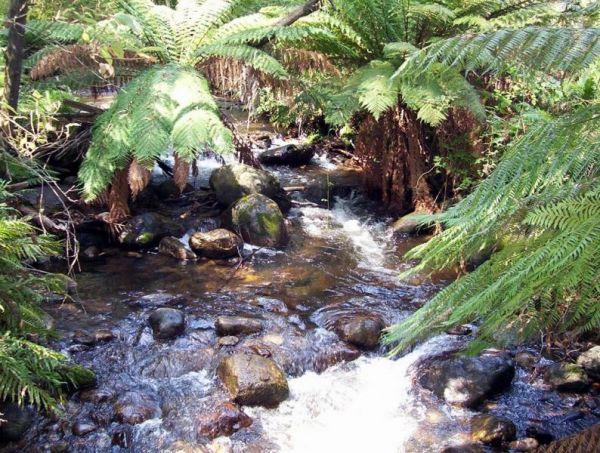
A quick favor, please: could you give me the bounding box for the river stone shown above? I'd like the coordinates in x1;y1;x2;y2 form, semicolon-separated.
514;351;538;370
189;229;243;259
333;316;385;350
72;421;97;436
392;213;433;236
119;213;185;248
418;354;515;408
576;345;600;381
149;308;185;340
544;363;589;392
218;336;240;347
217;353;289;407
197;402;252;439
215;316;262;336
209;163;291;212
440;444;484;453
159;236;197;261
0;402;33;442
258;144;315;167
114;392;161;425
509;438;539;451
470;414;516;445
231;194;288;248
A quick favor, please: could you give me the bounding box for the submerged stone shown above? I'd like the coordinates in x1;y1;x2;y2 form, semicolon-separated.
114;392;161;425
197;402;252;439
149;308;185;340
231;194;288;248
217;353;289;407
215;316;262;336
0;402;33;443
470;414;516;445
189;229;243;259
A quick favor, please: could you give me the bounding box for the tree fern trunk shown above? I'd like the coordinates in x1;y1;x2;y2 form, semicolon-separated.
3;0;28;112
107;168;131;223
355;104;440;215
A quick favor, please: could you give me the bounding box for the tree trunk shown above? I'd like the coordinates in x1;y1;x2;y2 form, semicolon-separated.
354;104;441;215
3;0;28;112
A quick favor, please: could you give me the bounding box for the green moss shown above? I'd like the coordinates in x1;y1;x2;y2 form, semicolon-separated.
136;232;155;245
257;212;282;238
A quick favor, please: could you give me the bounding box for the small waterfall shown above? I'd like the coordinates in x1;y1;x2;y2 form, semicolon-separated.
247;335;465;453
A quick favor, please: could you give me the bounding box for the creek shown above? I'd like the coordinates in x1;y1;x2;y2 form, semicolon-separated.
9;115;599;453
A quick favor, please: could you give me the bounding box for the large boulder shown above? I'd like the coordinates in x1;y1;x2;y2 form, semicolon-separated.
149;308;185;340
544;363;589;392
189;229;243;259
217;353;289;407
197;402;252;439
333;316;385;350
215;316;262;336
119;213;185;248
231;194;288;248
576;345;600;381
259;144;315;167
209;163;291;212
159;237;197;261
470;414;516;445
418;354;515;408
391;213;433;236
0;402;33;443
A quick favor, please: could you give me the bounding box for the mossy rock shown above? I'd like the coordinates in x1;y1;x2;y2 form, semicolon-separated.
209;163;291;212
231;194;288;248
118;213;185;248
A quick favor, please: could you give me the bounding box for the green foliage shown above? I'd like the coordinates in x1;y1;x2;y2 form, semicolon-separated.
0;174;87;411
383;103;600;353
79;64;234;200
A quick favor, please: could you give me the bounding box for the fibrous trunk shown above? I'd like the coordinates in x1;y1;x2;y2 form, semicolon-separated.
354;104;441;215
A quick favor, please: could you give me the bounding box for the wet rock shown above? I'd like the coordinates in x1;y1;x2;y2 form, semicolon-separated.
446;325;472;336
49;441;69;453
440;444;484;453
167;441;210;453
156;179;187;199
218;336;240;347
94;329;115;343
197;402;252;439
73;330;96;346
333;316;385;350
231;194;288;248
509;438;539;451
524;426;554;444
210;163;291;212
215;316;262;336
392;213;433;236
118;213;185;248
189;229;243;259
79;388;113;404
576;345;600;381
114;392;161;425
72;421;97;436
149;308;185;340
514;351;538;370
217;353;289;407
418;353;515;408
0;402;33;442
159;236;197;261
68;366;97;391
470;414;516;445
544;363;589;392
81;245;101;260
313;342;361;373
259;144;315;167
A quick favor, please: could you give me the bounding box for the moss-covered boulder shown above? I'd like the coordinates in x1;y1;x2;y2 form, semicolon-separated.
231;194;288;248
209;163;291;212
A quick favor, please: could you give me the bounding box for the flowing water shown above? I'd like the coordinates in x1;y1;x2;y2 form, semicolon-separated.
9;118;599;452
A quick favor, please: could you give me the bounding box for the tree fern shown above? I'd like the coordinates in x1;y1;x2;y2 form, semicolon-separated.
383;103;600;353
